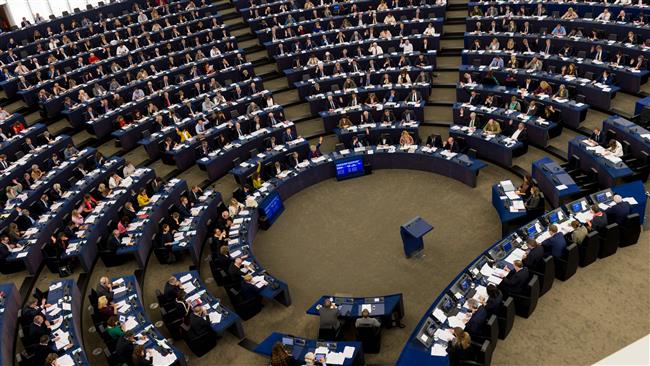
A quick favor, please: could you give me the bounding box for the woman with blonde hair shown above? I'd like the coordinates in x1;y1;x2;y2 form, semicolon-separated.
448;327;472;365
399;131;414;146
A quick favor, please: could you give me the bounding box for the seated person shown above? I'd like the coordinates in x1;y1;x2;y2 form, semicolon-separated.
483;284;503;316
106;316;125;340
570;221;588;245
525;187;542;209
355;309;381;327
483;119;501;134
522;238;544;270
187;305;215;339
587;205;608;232
317;298;341;332
542;224;567;258
605;195;630;225
498;260;529;297
463;298;487;339
447;327;474;365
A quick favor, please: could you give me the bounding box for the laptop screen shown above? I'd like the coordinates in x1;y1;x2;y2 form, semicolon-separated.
596;193;607;202
282;337;294;347
571;202;582;212
502;241;512;252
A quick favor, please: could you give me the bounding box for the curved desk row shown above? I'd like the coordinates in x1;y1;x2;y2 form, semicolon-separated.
306;294;405;327
173;271;244;338
0;283;19;366
458;65;619;111
456;83;589;129
468;1;650;18
284;51;438;85
397;180;647;365
9;157;124;274
229;139;311;185
449;124;525;167
45;280;90;365
603;115;650;159
296;66;435;100
117;178;188;268
141;104;283;160
531;157;580;208
65;168;156;272
321;102;424;133
465;15;650;42
254;332;365;366
198;120;298;181
307;83;431;116
461;49;648;95
452;103;559;148
170;189;223;265
0;146;96;233
335;121;420;147
0;123;47;161
568;136;634;188
111;275;186;366
0;134;71;192
248;4;447;38
274;35;441;71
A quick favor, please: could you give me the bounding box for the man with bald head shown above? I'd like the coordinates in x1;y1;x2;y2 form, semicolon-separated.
605;195;630;225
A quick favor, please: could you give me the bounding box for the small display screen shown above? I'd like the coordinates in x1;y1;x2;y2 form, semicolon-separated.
571;202;582;212
549;212;559;224
596;193;607;202
260;191;284;226
527;226;537;237
502;241;512;252
335;157;365;180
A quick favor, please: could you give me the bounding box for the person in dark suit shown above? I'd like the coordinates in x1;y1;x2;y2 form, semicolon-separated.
21;298;45;325
163;276;181;304
173;291;191;324
96;277;113;301
443;137;460;152
426;134;443;148
447;327;474;366
27;315;51;346
115;332;136;364
509;122;528;143
605;195;630;226
522;238;544;270
483;284;503;316
132;345;153;366
498;260;529;297
266;161;285;178
464;298;487;339
542;225;567;258
287;151;301;168
590;128;606;146
186;306;215;339
213;246;232;270
281;128;296;143
27;335;58;365
588;205;608;233
106;229;121;253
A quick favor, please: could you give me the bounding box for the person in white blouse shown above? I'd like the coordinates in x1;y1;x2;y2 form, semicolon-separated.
116;43;130;56
400;39;414;53
137;11;148;23
595;9;611;21
369;42;384;56
607;139;624;157
210;47;222;57
108;173;122;189
123;161;136;177
423;23;438;36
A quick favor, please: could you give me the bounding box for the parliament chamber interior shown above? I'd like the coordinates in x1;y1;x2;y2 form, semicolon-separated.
0;0;649;365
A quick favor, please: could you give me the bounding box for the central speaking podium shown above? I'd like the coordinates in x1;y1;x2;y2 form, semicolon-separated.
400;217;433;258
